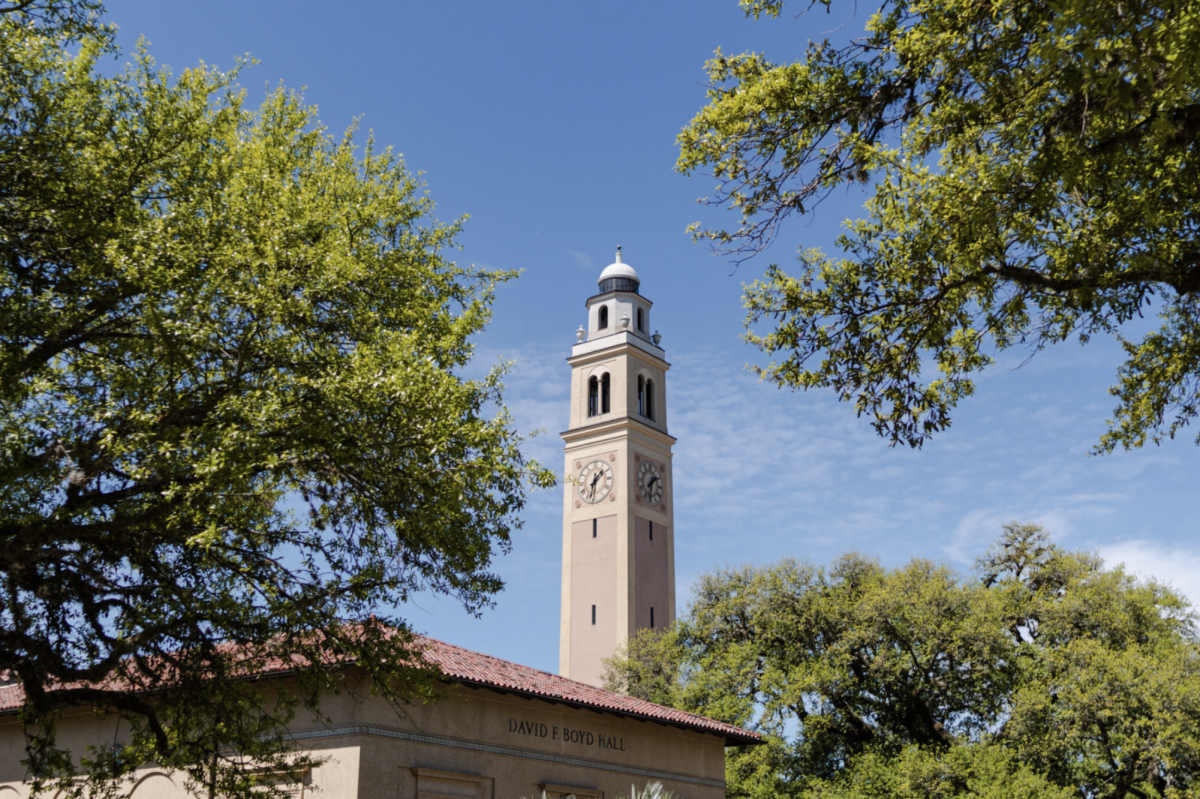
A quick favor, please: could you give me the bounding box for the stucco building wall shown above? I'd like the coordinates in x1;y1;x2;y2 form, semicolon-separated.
0;678;730;799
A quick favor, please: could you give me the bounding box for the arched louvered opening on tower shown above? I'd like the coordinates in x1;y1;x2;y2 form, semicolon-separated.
637;375;645;417
598;305;609;330
645;379;655;420
588;376;599;417
636;307;644;332
601;373;611;414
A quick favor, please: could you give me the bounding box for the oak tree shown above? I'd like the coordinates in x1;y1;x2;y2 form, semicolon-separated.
607;525;1200;798
679;0;1200;451
0;2;553;795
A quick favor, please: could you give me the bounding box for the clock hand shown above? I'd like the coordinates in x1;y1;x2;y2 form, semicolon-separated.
647;475;657;490
588;471;601;498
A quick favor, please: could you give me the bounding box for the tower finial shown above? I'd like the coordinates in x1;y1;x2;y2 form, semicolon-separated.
615;245;622;263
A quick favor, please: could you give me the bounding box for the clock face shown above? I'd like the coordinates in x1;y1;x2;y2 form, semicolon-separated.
637;460;664;505
577;459;615;504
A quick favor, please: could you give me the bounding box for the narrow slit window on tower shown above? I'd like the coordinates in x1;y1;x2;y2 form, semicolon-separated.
637;375;645;416
636;307;644;332
592;518;597;538
598;305;609;330
646;379;655;420
592;605;596;625
587;376;598;417
650;607;655;628
649;521;653;541
601;373;611;414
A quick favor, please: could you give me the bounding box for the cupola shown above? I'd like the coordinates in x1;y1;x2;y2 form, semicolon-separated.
580;247;657;345
597;248;640;294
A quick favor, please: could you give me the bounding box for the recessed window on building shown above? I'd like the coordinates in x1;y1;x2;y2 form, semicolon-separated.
592;518;597;538
601;373;610;414
587;376;598;417
636;307;644;332
591;605;596;625
598;305;608;330
646;379;655;420
637;375;645;416
651;607;655;628
649;521;653;541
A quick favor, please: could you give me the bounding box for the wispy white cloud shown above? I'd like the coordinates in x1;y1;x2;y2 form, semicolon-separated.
661;342;1192;577
564;248;594;271
943;500;1118;565
1098;540;1200;607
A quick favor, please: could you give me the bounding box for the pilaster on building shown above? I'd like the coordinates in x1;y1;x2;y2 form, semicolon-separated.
559;249;677;688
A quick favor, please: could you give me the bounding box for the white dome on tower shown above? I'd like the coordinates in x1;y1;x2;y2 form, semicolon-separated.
597;248;639;285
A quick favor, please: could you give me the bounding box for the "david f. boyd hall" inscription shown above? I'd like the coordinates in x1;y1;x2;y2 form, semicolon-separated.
508;718;627;751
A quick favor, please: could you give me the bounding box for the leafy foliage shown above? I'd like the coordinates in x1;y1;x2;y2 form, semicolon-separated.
606;524;1200;798
678;0;1200;450
0;2;553;795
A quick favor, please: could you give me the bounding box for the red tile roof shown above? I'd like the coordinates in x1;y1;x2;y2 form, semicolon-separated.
0;683;18;712
418;635;761;745
0;635;761;746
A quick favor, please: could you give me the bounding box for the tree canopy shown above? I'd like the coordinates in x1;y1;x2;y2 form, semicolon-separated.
678;0;1200;451
606;524;1200;799
0;2;553;795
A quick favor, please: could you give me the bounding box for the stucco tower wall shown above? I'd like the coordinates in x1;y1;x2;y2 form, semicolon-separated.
560;255;677;687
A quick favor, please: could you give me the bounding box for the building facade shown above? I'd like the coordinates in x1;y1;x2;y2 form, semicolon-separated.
0;636;758;799
559;251;676;687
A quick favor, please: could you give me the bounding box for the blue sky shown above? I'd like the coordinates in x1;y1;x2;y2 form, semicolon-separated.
107;1;1200;675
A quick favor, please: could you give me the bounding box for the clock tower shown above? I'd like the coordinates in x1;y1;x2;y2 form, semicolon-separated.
559;249;676;687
